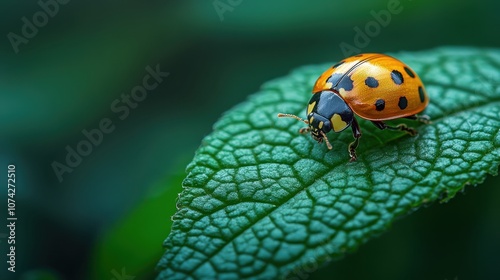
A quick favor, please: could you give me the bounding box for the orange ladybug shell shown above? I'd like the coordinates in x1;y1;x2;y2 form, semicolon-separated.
312;53;429;121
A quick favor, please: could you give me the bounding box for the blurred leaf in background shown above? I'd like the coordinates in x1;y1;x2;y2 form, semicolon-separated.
0;0;498;279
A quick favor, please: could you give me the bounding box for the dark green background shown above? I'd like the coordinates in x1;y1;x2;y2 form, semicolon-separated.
0;0;498;279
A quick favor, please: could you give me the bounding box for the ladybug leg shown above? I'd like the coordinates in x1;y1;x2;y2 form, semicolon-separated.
319;131;333;150
405;114;431;124
371;121;418;136
299;127;310;134
348;118;362;162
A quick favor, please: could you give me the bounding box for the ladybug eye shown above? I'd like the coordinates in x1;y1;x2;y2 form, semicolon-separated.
320;120;331;132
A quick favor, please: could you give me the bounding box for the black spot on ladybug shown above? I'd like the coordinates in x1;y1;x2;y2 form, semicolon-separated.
332;61;345;68
418;86;426;103
365;77;379;88
398;96;408;110
325;74;342;88
391;70;404;85
404;67;415;78
327;73;354;91
338;75;355;91
375;99;385;111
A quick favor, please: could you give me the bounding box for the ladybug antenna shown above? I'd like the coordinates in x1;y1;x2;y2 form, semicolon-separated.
277;113;309;125
320;131;333;150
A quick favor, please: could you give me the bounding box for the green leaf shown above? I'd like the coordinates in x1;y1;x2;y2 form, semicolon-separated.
157;47;500;279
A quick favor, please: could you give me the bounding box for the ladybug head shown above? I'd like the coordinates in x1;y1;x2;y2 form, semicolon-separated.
307;112;332;142
277;91;354;150
305;91;354;149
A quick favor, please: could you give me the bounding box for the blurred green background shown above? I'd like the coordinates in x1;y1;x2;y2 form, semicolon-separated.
0;0;498;279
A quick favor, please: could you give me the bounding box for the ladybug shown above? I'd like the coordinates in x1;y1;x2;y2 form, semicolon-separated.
278;53;430;161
